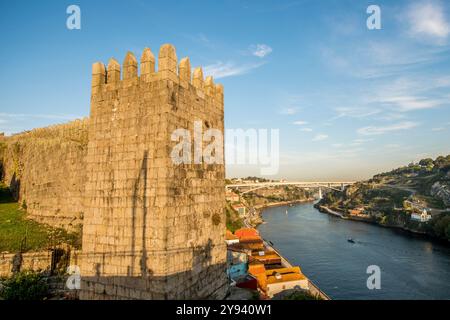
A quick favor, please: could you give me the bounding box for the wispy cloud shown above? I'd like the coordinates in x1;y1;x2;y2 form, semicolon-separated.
367;75;450;114
280;107;298;115
330;139;373;149
312;134;328;141
293;120;308;125
357;121;419;135
333;107;382;119
431;121;450;131
300;128;313;132
250;44;273;58
183;33;215;48
353;138;374;144
406;1;450;44
203;61;266;79
378;95;444;112
321;39;448;80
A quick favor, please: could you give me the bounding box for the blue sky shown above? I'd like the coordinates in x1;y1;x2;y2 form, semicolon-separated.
0;0;449;180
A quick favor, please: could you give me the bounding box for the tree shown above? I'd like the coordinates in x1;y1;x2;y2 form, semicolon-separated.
419;158;434;167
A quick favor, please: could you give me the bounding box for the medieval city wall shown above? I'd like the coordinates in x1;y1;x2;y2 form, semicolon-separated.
0;119;88;230
0;43;228;300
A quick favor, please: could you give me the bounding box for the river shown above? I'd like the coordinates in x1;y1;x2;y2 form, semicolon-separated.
257;202;450;300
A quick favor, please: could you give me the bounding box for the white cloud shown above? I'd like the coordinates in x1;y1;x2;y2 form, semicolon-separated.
379;95;443;112
321;37;448;80
293;120;308;125
203;61;266;79
406;1;450;43
280;107;298;115
332;143;343;148
300;128;313;132
357;121;419;135
251;44;273;58
333;107;382;119
312;134;328;141
432;127;445;131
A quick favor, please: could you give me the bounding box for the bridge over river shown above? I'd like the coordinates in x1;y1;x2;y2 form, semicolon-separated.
226;181;356;195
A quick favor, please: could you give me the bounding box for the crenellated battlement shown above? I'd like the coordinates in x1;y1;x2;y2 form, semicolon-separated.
91;44;223;103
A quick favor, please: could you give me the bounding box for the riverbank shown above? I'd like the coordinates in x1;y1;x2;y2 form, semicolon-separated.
257;202;450;299
252;199;330;300
250;198;315;227
260;238;330;300
315;204;450;245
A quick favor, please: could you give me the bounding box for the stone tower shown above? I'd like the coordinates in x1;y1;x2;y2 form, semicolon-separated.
80;44;228;299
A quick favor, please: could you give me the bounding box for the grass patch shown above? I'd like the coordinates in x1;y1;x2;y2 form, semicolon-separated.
0;183;81;252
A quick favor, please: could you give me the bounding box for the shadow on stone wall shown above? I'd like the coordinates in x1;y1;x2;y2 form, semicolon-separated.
80;261;228;300
79;142;228;300
0;161;3;182
130;150;150;277
9;173;20;202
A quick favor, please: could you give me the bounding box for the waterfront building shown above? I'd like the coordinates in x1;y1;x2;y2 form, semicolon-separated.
256;267;309;298
225;230;239;245
227;262;248;281
227;248;249;281
411;209;432;222
235;228;259;239
226;191;240;203
232;204;247;216
235;275;258;291
250;250;282;265
227;249;248;264
228;241;265;252
248;261;266;277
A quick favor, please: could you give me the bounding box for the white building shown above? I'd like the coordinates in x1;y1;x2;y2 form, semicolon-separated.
411;209;432;222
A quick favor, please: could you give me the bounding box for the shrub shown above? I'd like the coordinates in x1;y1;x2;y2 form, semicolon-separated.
0;271;49;300
283;290;323;300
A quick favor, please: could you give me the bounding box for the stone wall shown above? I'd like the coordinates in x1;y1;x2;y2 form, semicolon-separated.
0;251;52;277
0;248;82;278
0;43;228;300
0;120;88;231
80;44;227;300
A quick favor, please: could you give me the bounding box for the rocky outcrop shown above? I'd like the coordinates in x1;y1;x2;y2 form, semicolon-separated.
431;181;450;207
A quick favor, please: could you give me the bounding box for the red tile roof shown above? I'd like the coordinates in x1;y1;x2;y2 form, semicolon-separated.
235;228;259;238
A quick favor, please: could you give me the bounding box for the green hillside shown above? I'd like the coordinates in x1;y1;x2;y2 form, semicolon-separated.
318;155;450;242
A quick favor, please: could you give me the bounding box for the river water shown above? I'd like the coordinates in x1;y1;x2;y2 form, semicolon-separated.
257;202;450;300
